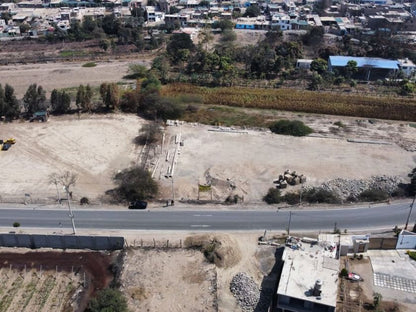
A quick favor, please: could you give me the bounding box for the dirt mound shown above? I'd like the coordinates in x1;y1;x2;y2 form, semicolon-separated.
184;234;241;268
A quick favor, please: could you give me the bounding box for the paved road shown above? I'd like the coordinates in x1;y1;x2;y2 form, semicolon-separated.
0;202;414;231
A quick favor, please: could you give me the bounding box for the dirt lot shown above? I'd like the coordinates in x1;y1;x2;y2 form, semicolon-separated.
0;60;144;97
0;114;145;202
1;112;415;204
120;232;273;312
0;250;114;312
156;118;415;202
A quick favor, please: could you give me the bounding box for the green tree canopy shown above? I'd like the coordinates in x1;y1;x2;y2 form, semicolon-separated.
86;288;128;312
113;166;159;202
23;84;46;114
244;5;261;17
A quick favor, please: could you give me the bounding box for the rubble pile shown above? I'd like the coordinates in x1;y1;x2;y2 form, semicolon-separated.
273;169;306;189
321;175;404;200
230;272;260;312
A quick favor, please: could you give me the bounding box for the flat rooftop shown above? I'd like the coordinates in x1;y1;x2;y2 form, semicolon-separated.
277;241;339;308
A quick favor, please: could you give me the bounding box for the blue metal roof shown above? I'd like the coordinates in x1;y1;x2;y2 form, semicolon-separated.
329;56;399;70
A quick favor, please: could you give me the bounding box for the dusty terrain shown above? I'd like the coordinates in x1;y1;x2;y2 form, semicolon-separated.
0;114;145;203
0;250;114;312
0;60;148;97
156;118;416;203
120;232;274;312
1;112;415;204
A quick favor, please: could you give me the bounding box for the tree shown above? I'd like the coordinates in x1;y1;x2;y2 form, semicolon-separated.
212;19;234;32
302;27;324;46
263;188;282;204
76;84;94;112
99;39;110;51
151;55;170;82
309;73;323;90
310;58;328;75
50;89;71;114
127;64;148;79
166;33;195;63
244;5;261;17
3;84;19;120
345;60;358;79
99;83;120;110
86;288;128;312
23;84;46;115
113;166;159;202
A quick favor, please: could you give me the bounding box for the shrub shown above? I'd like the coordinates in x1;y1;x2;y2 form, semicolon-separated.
340;268;348;277
269;120;313;137
80;197;89;205
13;222;20;228
358;188;389;202
284;192;300;205
302;188;340;204
86;288;128;312
82;62;97;68
407;250;416;261
263;188;282;204
113;166;158;202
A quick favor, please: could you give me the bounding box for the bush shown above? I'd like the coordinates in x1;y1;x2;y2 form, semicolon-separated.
407;250;416;261
284;192;300;205
113;166;158;202
82;62;97;68
86;288;128;312
269;120;313;137
263;188;282;204
302;188;340;204
13;222;20;228
80;197;89;205
340;268;348;277
358;188;389;202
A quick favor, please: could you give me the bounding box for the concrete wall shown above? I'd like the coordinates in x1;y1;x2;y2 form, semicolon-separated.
396;230;416;249
0;234;124;250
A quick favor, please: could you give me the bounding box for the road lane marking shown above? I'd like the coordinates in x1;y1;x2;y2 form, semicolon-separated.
190;225;211;228
193;214;212;217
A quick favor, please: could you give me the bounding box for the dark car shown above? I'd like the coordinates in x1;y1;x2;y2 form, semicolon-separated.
2;143;11;151
128;200;148;209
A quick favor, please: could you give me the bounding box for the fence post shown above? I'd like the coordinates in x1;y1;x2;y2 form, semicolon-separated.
167;240;169;248
153;238;156;248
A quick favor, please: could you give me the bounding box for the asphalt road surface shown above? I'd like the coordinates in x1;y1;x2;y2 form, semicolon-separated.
0;201;414;232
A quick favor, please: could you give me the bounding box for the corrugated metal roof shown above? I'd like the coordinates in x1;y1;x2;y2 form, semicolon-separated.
329;56;399;70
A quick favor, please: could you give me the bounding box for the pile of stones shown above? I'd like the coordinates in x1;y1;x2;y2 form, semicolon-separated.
273;169;307;189
230;272;260;312
320;175;404;200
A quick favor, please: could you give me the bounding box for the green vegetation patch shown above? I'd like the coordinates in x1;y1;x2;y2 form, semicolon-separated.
269;120;313;136
82;62;97;68
408;251;416;261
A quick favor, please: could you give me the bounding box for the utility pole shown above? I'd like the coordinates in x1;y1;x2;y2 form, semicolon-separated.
65;186;76;234
404;195;415;230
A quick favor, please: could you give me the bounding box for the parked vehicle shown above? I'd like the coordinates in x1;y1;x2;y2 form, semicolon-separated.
128;200;148;209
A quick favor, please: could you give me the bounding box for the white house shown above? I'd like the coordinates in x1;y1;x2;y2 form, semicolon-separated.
398;58;416;79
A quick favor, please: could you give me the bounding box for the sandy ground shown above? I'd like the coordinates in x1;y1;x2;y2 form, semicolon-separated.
1;113;415;204
119;232;273;312
0;114;146;202
156;120;416;203
0;60;147;97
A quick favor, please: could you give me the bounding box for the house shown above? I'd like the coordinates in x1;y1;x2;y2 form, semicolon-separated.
296;59;313;69
273;235;339;312
398;58;416;79
328;56;400;80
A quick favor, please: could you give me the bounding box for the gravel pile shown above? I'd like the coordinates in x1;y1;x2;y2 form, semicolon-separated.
321;175;404;200
230;272;260;312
